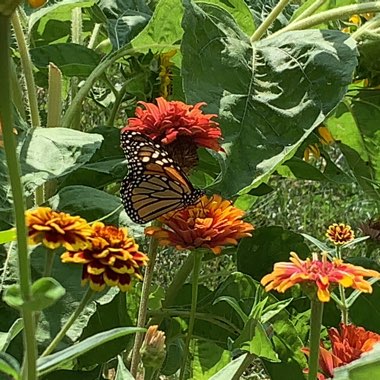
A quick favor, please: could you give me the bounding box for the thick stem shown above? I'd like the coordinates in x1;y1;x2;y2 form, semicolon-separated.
41;287;94;356
308;300;324;380
88;23;101;49
250;0;291;42
179;250;204;380
271;2;380;38
11;9;40;128
0;15;37;380
130;222;161;377
293;0;327;21
43;250;56;278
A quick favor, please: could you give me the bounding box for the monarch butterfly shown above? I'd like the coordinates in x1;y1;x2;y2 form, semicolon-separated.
120;131;204;224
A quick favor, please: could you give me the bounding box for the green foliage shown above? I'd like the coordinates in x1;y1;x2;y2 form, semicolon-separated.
182;0;358;196
3;0;380;379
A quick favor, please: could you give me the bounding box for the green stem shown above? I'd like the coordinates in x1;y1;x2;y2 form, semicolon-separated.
88;23;101;49
250;0;291;42
352;15;380;40
11;8;44;205
271;2;380;38
61;43;179;128
338;285;348;324
0;15;37;380
106;81;129;127
130;222;161;377
179;250;204;380
231;353;255;380
41;287;94;356
308;299;324;380
11;9;40;129
293;0;327;21
163;253;194;308
43;250;56;277
47;63;62;128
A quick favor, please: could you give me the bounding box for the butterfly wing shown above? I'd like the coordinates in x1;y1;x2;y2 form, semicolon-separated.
120;131;203;224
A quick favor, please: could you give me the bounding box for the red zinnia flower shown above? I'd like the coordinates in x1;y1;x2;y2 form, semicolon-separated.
303;323;380;379
261;252;380;302
145;194;254;255
123;97;222;151
326;223;355;245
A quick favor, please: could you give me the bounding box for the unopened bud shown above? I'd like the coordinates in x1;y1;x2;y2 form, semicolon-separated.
140;325;166;369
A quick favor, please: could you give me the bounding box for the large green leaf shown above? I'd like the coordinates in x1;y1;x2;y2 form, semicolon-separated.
237;226;310;282
30;43;101;77
19;128;103;197
0;352;20;380
99;0;152;50
327;95;380;199
182;0;358;196
131;0;184;52
48;185;144;236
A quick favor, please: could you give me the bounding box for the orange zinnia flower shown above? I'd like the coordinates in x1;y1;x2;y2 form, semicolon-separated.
326;223;355;245
261;252;380;302
145;195;254;255
123;97;222;151
26;207;92;251
61;222;148;292
303;323;380;379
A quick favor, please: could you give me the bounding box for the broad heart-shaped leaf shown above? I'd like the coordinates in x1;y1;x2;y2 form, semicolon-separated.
48;185;145;237
237;226;310;282
334;343;380;380
182;0;358;197
0;352;20;380
98;0;152;50
130;0;184;52
192;340;231;379
3;278;65;311
19;128;103;197
36;327;144;375
30;43;101;77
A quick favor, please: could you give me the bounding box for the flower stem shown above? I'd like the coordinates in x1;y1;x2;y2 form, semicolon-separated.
130;221;161;377
271;1;380;38
179;250;204;380
0;14;37;380
41;287;94;356
292;0;327;21
231;353;255;380
308;299;324;380
335;246;349;323
250;0;291;42
43;249;56;277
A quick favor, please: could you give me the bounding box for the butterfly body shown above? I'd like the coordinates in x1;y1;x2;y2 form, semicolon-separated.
120;131;204;224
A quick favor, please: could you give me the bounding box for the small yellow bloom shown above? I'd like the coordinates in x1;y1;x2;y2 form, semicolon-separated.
326;223;355;245
261;252;380;302
26;207;92;250
318;126;334;145
141;325;166;369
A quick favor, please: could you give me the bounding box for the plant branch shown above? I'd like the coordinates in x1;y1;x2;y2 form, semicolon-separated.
41;288;94;357
179;250;204;380
130;222;161;377
0;15;37;380
250;0;291;42
308;299;324;380
293;0;327;21
270;2;380;38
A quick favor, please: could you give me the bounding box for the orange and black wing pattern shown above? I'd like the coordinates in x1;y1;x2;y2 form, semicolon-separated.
120;131;204;224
